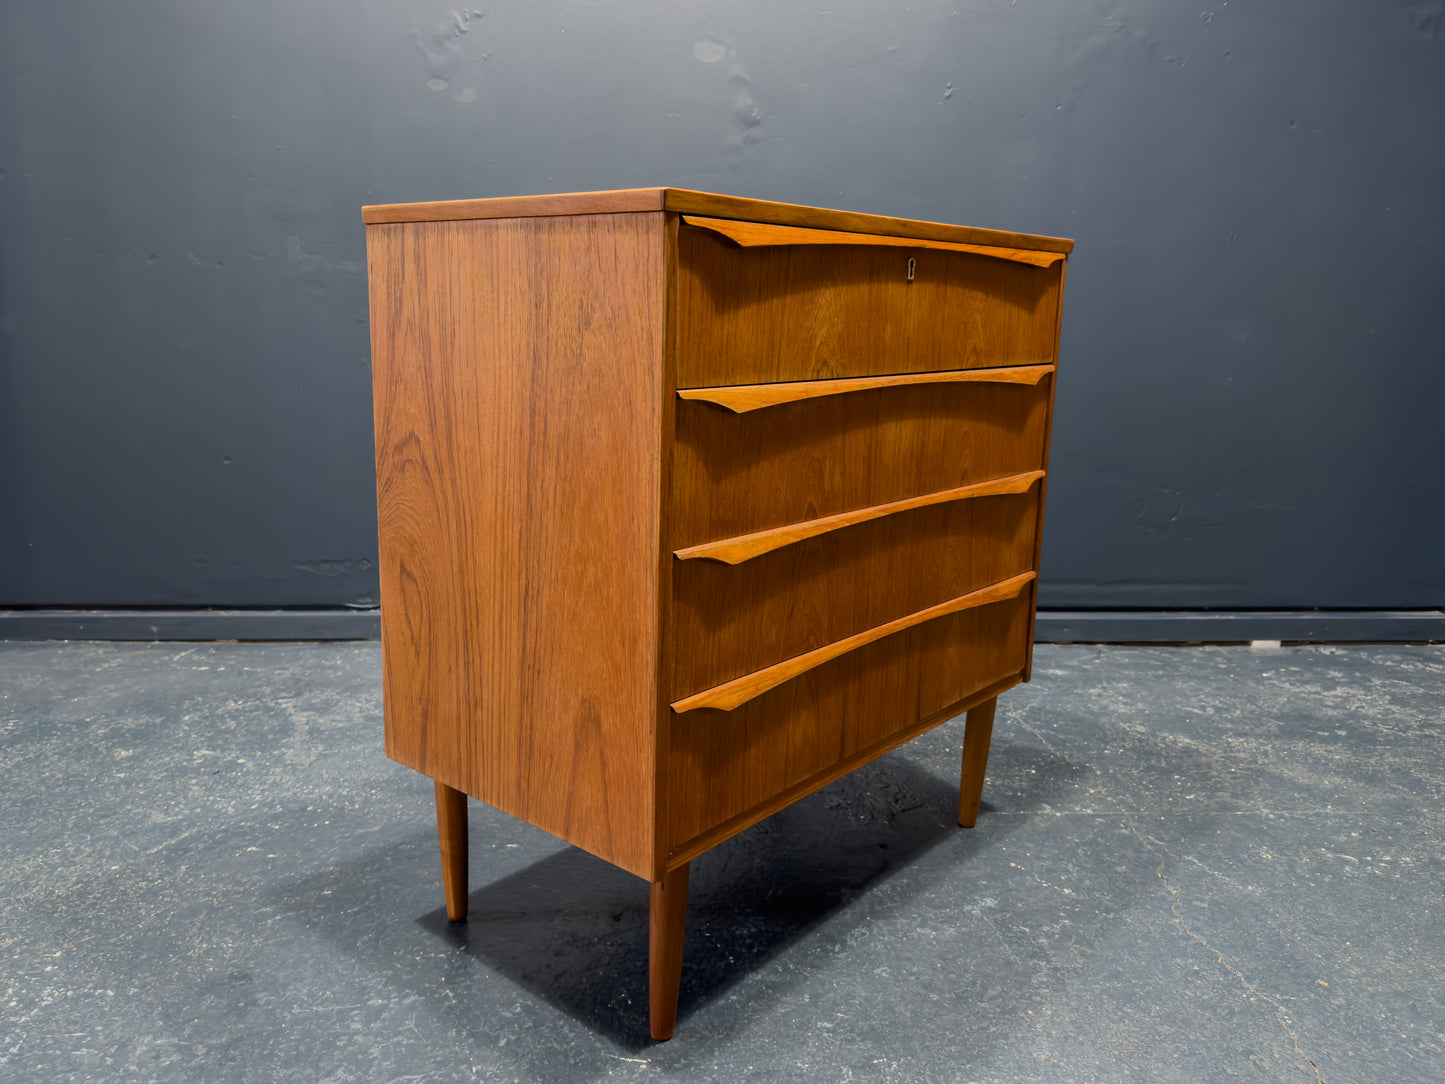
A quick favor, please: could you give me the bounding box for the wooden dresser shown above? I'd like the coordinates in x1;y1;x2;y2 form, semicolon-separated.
363;189;1071;1039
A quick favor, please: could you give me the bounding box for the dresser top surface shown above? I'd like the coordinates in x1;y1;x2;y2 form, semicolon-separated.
361;188;1074;254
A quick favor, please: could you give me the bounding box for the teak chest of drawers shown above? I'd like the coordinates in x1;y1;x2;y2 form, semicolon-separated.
363;188;1071;1039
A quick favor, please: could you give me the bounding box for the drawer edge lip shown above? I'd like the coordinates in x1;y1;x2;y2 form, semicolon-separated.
664;190;1075;254
670;572;1036;714
665;671;1025;869
677;365;1055;411
674;471;1046;565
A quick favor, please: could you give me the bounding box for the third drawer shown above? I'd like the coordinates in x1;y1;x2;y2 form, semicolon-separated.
672;483;1040;700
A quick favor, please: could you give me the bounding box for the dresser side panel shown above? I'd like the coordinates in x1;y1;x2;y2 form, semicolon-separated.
368;213;664;879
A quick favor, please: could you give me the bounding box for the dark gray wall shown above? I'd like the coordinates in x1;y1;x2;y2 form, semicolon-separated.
2;1;1442;612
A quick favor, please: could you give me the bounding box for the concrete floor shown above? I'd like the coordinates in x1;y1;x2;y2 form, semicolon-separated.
1;641;1441;1083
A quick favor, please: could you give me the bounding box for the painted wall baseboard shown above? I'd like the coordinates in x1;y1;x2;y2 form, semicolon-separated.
0;608;1441;644
0;609;382;641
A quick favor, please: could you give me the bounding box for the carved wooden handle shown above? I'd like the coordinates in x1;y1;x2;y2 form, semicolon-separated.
678;365;1054;413
682;215;1065;268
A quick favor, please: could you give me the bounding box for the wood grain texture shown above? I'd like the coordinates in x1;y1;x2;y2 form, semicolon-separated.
677;365;1054;414
957;697;997;828
434;780;469;921
667;594;1033;852
648;862;690;1041
681;216;1065;268
363;188;667;224
674;471;1045;565
677;223;1063;387
1024;259;1068;683
673;492;1039;697
364;188;1074;254
673;379;1052;550
671;572;1035;713
368;212;665;879
667;675;1019;871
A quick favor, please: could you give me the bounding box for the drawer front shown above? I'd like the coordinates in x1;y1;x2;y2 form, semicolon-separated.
672;378;1051;550
672;490;1039;699
676;220;1063;387
666;592;1032;852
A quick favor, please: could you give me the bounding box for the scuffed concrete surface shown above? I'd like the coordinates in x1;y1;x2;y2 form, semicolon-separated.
1;642;1441;1082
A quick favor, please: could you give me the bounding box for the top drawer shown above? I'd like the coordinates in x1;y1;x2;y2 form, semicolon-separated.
675;217;1064;388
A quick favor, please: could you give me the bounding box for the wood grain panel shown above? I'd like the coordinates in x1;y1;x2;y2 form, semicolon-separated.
677;224;1063;387
681;216;1065;268
677;365;1054;414
675;471;1043;565
666;594;1033;851
673;493;1038;697
368;212;665;879
672;379;1051;549
667;677;1017;872
672;573;1033;713
1024;260;1068;683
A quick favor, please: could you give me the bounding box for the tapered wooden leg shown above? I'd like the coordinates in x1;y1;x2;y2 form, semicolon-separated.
434;780;468;921
648;862;690;1041
958;696;998;828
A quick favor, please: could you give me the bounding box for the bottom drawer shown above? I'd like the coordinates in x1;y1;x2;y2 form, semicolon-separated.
666;592;1031;854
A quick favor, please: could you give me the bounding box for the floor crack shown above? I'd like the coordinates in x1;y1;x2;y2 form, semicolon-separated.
1016;717;1061;756
1124;817;1324;1083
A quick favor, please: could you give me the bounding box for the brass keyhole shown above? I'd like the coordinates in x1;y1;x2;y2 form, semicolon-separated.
907;257;916;282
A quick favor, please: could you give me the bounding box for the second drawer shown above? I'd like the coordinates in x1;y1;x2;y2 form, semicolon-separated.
672;487;1039;699
672;377;1051;550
